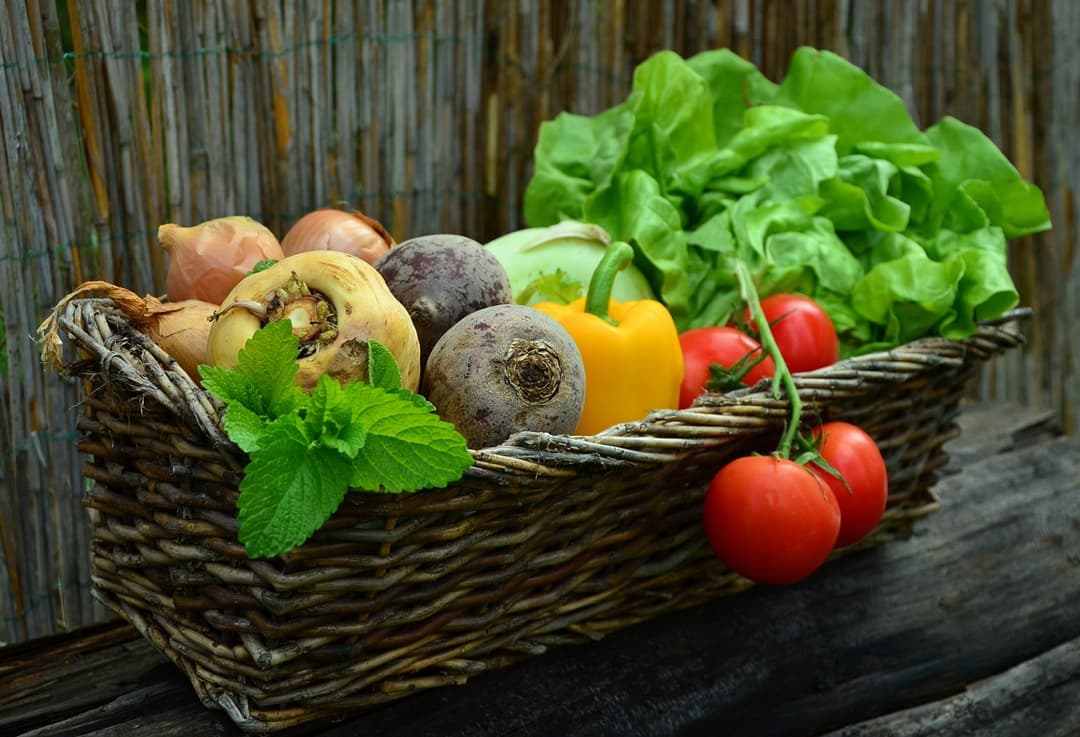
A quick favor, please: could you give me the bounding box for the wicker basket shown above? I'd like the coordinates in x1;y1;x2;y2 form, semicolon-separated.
43;295;1027;733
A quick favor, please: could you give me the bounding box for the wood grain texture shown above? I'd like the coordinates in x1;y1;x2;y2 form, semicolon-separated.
1;402;1076;737
823;637;1080;737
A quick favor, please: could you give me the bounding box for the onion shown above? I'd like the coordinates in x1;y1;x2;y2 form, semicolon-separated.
38;281;217;384
280;207;394;264
160;216;284;304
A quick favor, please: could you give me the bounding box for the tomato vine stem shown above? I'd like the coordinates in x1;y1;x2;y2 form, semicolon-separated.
734;261;801;459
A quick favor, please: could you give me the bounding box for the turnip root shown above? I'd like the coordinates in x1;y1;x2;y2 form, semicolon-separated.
422;304;586;448
208;252;421;391
374;234;513;366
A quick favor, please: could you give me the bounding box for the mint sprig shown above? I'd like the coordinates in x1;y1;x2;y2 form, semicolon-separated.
200;322;473;559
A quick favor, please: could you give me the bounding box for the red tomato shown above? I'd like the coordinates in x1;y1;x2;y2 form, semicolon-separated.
809;422;889;547
744;293;838;374
678;327;776;409
703;456;841;585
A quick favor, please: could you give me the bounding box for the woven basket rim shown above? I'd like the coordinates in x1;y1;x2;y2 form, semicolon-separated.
43;296;1029;478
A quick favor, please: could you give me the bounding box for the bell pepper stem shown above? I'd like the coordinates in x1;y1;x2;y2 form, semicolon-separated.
584;241;635;325
734;261;801;459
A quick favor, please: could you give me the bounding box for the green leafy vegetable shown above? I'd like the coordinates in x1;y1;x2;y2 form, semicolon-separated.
366;338;403;392
200;321;473;559
248;258;279;275
523;46;1051;352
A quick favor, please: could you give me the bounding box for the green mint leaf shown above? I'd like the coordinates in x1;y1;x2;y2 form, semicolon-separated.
394;389;436;412
200;364;264;413
367;339;402;391
248;258;278;275
236;414;354;559
201;320;306;420
344;388;474;492
306;375;369;456
222;402;272;453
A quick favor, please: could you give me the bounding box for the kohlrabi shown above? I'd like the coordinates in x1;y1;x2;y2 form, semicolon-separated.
484;221;656;305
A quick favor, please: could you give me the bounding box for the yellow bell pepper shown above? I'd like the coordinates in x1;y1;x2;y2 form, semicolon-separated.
532;241;683;435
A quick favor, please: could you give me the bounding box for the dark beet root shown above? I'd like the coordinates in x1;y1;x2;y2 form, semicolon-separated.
374;234;513;366
422;304;586;448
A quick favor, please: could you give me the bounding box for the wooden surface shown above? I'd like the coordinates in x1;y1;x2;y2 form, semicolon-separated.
2;400;1078;737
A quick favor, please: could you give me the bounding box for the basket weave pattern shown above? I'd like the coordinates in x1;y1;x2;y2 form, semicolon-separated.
52;297;1026;732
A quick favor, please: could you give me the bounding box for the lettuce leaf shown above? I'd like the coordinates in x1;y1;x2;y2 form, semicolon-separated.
522;45;1051;351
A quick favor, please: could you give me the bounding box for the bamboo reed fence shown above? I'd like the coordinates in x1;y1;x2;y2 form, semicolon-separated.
1;0;1076;645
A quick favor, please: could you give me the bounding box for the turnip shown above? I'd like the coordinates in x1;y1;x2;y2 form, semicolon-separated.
207;251;421;391
374;234;513;365
423;304;586;448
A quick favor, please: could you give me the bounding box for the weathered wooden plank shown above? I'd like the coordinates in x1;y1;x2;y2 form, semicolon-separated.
1;402;1076;736
822;636;1080;737
0;622;166;736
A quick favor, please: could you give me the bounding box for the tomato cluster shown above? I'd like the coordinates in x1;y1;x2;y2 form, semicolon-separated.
683;292;888;585
703;421;889;585
677;293;839;409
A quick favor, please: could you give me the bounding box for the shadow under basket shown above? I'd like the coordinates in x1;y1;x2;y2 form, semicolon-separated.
46;296;1028;733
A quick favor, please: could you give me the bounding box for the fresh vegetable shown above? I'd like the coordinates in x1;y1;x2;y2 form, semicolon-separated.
200;320;472;558
698;261;840;585
678;326;775;408
374;234;514;366
484;220;656;305
703;455;841;585
809;421;889;547
160;216;285;304
280;207;394;264
37;280;215;383
145;300;218;383
532;241;683;435
207;251;421;391
423;304;586;448
523;47;1050;351
743;293;838;374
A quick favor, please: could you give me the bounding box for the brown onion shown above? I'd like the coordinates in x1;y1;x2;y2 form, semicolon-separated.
38;281;217;384
280;207;394;264
160;216;284;304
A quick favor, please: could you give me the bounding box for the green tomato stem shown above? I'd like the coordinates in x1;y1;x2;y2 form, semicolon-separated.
584;241;634;325
734;261;801;459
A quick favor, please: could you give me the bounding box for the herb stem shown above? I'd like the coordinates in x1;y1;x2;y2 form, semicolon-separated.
734;261;801;459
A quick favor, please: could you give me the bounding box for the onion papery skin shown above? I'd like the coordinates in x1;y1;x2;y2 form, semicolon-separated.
280;208;395;265
160;216;285;304
145;300;218;383
207;251;421;391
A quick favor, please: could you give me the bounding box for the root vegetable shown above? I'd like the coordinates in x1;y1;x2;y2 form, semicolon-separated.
374;234;513;366
280;207;395;264
207;251;421;391
37;281;216;383
422;304;586;448
145;300;218;382
159;216;284;304
484;220;656;305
